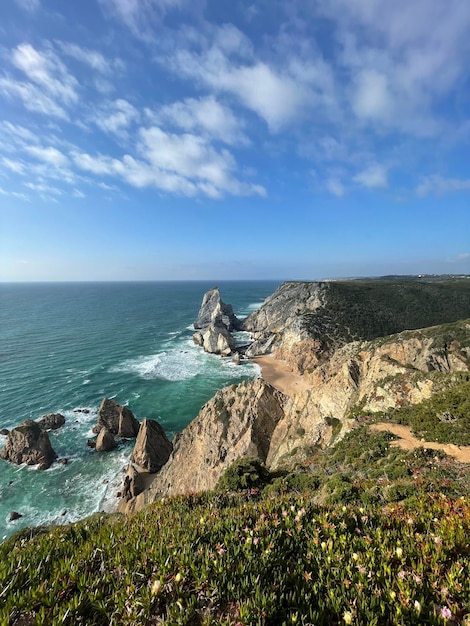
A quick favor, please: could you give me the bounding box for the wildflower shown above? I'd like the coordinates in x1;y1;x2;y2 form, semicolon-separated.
414;600;422;613
413;574;422;584
151;579;162;595
398;570;407;580
352;552;359;561
343;610;353;624
282;510;288;517
321;541;327;550
407;517;414;525
434;536;442;545
440;606;452;620
174;573;183;583
304;571;312;581
396;547;403;558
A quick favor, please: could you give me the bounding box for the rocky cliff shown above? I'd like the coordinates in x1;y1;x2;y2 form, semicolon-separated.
122;279;470;512
244;279;470;371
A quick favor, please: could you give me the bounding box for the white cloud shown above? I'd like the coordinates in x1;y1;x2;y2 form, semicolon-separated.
1;157;26;174
172;49;312;131
12;43;78;106
326;178;346;197
352;70;392;121
92;99;139;136
56;42;117;74
24;182;62;195
26;145;69;168
15;0;40;12
71;125;266;198
0;77;68;119
72;188;86;198
354;164;388;189
0;43;79;120
416;175;470;197
98;0;188;37
148;96;247;145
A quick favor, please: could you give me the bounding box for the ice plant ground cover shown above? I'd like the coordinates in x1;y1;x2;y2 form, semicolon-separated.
1;491;469;625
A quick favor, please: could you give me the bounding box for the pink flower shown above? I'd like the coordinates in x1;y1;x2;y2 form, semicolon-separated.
398;570;407;580
440;606;452;620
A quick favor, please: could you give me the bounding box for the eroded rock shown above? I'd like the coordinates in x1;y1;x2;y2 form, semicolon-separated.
130;418;172;473
93;398;140;438
0;420;57;469
95;427;117;452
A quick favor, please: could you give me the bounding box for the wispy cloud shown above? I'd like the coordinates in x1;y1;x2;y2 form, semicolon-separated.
146;96;248;145
354;164;388;189
91;99;139;136
0;43;79;120
416;175;470;197
15;0;40;12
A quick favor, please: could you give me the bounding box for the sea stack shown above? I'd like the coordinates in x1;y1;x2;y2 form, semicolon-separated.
193;287;242;356
0;419;57;470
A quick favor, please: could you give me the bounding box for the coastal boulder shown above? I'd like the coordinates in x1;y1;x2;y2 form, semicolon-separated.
130;418;173;473
95;427;117;452
0;419;57;469
193;324;236;356
37;413;65;431
194;287;242;331
93;398;140;438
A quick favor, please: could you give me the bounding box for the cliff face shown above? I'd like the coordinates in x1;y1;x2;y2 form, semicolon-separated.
123;318;470;511
124;379;286;512
244;279;470;372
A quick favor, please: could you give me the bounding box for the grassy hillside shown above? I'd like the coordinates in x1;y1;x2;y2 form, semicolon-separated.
302;279;470;345
2;489;469;625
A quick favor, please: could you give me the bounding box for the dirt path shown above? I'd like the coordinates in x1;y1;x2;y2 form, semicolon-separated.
371;423;470;463
252;355;312;396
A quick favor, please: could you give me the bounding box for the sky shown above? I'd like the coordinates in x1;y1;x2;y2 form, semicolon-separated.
0;0;469;281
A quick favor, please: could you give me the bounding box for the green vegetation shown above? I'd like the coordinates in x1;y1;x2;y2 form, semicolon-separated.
302;280;470;346
2;490;470;625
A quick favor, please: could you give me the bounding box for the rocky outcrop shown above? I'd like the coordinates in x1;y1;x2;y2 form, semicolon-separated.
125;379;287;510
37;413;65;431
130;418;173;473
93;398;140;438
193;324;236;356
192;287;242;356
194;287;242;331
0;420;57;469
95;427;117;452
244;280;470;372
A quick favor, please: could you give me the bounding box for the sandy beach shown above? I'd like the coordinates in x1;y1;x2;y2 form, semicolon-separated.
251;354;312;396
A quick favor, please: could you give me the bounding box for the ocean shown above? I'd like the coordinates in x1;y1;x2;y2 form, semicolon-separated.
0;280;279;541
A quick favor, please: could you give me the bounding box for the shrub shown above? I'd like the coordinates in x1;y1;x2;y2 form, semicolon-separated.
216;457;271;492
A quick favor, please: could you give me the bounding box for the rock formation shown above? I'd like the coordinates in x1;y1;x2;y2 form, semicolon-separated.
125;379;287;511
194;287;242;331
120;463;146;502
95;427;117;452
93;398;140;438
193;324;236;356
0;420;57;469
192;287;242;356
130;418;173;473
37;413;65;431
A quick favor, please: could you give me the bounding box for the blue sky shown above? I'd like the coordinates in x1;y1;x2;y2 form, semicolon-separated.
0;0;469;281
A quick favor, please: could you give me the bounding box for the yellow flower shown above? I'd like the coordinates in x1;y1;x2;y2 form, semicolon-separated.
343;610;353;624
396;547;403;558
175;573;183;583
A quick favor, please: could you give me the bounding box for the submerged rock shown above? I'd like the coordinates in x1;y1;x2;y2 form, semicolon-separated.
93;398;140;438
37;413;65;431
0;419;57;469
130;418;172;473
9;511;22;522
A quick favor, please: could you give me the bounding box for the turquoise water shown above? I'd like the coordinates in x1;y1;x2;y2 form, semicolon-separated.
0;281;278;540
